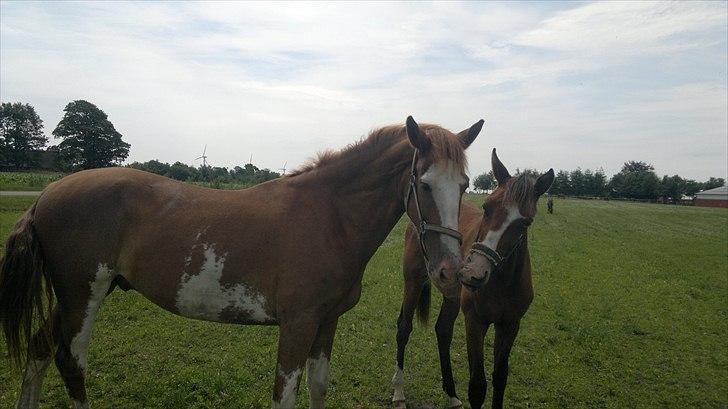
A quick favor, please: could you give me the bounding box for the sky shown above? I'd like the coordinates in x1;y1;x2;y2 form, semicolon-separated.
1;1;726;180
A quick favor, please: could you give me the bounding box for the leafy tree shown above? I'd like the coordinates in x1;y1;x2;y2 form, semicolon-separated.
473;171;496;192
659;175;685;202
128;159;170;176
593;168;608;197
621;161;654;173
167;161;198;181
514;168;541;179
570;168;585;196
550;170;571;196
52;100;130;170
0;102;48;169
610;161;660;200
683;179;702;196
703;177;725;190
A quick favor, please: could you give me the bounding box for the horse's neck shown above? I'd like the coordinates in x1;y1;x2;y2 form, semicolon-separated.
502;242;532;288
296;143;412;270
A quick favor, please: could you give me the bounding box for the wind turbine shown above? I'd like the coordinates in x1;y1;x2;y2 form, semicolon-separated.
195;145;208;167
279;161;287;176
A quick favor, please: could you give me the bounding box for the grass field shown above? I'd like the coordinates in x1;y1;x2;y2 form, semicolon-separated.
0;194;726;408
0;171;254;191
0;172;66;191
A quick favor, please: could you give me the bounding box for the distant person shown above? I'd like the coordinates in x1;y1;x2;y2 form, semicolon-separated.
547;197;554;214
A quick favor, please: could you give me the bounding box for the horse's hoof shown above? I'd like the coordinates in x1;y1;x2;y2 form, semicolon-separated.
448;396;464;408
392;399;407;409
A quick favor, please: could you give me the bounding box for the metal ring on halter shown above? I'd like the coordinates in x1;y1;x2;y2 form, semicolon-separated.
404;149;464;263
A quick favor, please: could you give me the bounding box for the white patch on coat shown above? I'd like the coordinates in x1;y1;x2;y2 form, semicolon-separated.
72;399;89;409
176;243;274;323
15;358;51;409
391;366;405;402
70;263;114;374
273;366;302;409
420;161;466;254
306;353;329;409
480;205;523;252
448;395;463;407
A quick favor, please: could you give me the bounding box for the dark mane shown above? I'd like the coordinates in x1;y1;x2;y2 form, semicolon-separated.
503;174;537;214
287;123;467;177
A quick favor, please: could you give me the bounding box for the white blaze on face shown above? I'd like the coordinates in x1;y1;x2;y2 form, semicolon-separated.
420;160;466;254
273;366;303;409
306;353;329;409
70;263;114;374
480;205;523;253
176;243;274;323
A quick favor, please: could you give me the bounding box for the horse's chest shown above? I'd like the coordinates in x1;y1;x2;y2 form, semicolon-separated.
476;291;530;323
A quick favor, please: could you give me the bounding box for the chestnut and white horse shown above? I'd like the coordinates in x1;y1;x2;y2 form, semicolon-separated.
0;116;484;409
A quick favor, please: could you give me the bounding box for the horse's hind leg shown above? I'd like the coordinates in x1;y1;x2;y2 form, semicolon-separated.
15;310;60;409
53;265;115;409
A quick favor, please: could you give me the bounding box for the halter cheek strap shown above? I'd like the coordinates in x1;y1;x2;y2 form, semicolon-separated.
404;149;464;263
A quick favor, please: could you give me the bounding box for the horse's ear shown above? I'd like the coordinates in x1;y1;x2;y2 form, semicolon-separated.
406;116;431;151
457;119;484;149
491;148;511;185
535;168;555;197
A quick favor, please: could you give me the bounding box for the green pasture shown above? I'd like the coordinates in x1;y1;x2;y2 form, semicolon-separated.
0;195;726;408
0;172;65;191
0;171;252;192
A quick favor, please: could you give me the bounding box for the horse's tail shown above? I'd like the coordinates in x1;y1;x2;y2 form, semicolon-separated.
0;201;54;368
415;280;431;326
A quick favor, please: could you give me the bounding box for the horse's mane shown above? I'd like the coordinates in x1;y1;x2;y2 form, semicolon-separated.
503;174;537;214
287;124;467;177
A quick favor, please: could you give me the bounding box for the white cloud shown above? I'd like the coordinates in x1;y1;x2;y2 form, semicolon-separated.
0;1;725;180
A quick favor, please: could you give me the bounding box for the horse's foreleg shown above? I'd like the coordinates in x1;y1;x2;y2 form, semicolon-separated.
273;316;319;409
392;278;425;408
491;320;520;409
465;314;489;409
435;296;462;408
306;319;338;409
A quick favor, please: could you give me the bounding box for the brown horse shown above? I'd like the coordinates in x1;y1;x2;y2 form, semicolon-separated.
0;116;483;409
393;149;552;409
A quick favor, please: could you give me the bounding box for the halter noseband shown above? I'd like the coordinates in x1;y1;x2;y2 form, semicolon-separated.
404;149;464;262
469;232;525;274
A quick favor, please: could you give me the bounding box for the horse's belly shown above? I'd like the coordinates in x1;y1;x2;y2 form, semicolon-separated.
174;277;278;325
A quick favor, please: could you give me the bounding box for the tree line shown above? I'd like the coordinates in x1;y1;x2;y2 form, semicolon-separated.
1;100;129;170
127;160;280;187
473;161;725;202
0;101;279;186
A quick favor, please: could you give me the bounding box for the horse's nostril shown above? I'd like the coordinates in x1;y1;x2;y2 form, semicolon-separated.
439;269;447;280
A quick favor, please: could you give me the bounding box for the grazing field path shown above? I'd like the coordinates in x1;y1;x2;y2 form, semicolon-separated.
0;195;726;408
0;191;42;197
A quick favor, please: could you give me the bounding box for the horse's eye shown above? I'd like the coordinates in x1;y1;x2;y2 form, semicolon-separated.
421;183;431;192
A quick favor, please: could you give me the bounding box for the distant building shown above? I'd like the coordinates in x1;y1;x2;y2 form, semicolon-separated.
694;186;728;208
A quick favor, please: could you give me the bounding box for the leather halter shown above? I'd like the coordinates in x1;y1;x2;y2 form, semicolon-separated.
469;232;525;274
404;149;464;262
